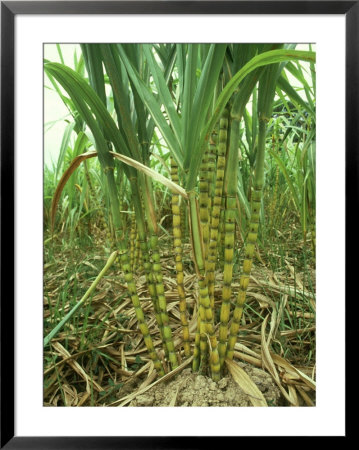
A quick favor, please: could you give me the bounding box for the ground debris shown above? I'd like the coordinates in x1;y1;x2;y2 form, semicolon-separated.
129;364;281;407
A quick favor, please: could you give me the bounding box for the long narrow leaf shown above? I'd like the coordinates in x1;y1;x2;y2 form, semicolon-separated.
117;44;183;168
186;49;315;189
143;44;182;146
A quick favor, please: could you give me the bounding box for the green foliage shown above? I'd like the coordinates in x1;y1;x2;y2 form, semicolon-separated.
44;43;316;387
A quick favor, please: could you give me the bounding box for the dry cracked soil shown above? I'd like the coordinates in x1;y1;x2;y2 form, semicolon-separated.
130;363;282;407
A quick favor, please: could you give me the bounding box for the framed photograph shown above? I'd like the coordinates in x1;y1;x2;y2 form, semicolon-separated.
1;1;352;447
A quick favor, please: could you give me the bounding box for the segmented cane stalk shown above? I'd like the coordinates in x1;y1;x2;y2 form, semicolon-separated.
218;195;236;367
137;230;168;357
107;205;116;246
207;135;217;219
171;158;191;358
269;165;280;230
180;199;186;240
134;233;143;272
225;58;281;360
149;233;179;370
119;249;165;376
192;297;208;373
225;184;262;360
218;108;240;369
198;276;221;381
207;108;229;308
192;316;202;372
131;182;168;358
226;117;267;361
192;275;221;379
199;147;210;258
134;173;178;368
196;145;212;368
189;194;220;380
130;212;136;270
218;198;226;272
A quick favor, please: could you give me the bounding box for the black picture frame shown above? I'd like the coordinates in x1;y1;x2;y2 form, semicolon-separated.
1;1;352;447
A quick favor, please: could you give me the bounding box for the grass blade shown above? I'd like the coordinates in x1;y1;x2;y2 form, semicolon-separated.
44;251;118;347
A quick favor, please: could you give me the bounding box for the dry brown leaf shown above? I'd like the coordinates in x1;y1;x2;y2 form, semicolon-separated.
51;152;97;231
110;151;187;199
110;356;194;407
270;352;316;391
247;291;276;308
280;326;315;338
286;261;304;292
52;342;103;393
234;342;261;357
297;386;315;406
168;384;181;406
260;315;298;405
137;362;157;390
233;351;262;368
272;295;288;339
225;359;267;407
77;392;90;407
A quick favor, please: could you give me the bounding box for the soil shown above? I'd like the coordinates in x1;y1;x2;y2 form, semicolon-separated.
129;363;282;407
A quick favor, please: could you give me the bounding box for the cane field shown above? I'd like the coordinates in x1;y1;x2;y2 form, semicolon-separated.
43;43;316;407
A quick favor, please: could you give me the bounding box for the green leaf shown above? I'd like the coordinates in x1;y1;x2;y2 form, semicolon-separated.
117;44;183;169
55;121;75;181
183;44;227;171
143;44;182;147
268;149;300;213
186;49;315;190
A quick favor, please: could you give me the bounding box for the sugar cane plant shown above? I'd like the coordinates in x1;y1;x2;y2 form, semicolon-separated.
44;43;315;383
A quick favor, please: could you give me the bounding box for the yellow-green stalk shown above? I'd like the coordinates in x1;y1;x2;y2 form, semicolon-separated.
218;200;226;271
130;211;136;270
119;249;165;376
180;199;186;239
130;180;168;360
140;175;179;370
226;64;279;361
171;158;191;358
189;193;220;381
225;180;262;361
105;169;165;377
134;232;143;272
149;233;179;370
207;108;229;308
207;134;217;220
192;316;202;372
199;146;210;258
218;100;241;369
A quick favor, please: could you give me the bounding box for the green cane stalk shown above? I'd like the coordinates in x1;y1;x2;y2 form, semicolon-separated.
138;174;179;370
199;146;211;259
226;64;280;361
189;192;221;381
171;158;191;358
119;248;165;376
207;108;229;308
45;58;167;376
218;95;241;369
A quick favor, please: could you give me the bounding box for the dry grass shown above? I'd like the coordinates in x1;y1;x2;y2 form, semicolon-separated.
43;231;316;407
